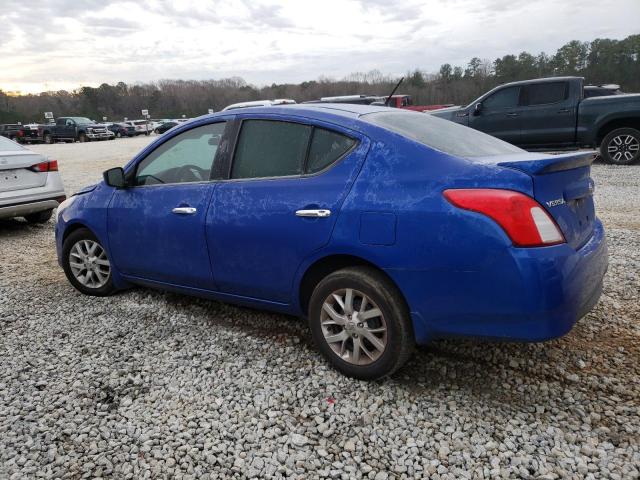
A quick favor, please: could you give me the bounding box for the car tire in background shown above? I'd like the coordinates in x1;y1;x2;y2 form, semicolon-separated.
600;127;640;165
116;132;122;138
308;266;414;380
62;228;116;297
78;133;88;143
24;209;53;224
44;133;53;144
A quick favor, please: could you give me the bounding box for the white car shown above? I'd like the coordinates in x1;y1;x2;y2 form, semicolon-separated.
0;136;66;223
124;120;152;136
222;99;296;111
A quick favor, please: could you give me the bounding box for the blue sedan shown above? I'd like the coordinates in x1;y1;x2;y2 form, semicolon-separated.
55;105;608;379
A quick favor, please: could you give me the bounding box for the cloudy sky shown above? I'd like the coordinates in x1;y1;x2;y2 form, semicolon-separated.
1;0;637;94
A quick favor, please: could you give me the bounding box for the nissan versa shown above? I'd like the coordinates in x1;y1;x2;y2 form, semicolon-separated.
55;105;608;379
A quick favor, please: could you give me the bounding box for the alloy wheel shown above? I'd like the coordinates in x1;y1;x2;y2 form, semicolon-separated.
68;240;111;289
320;288;387;365
607;134;639;163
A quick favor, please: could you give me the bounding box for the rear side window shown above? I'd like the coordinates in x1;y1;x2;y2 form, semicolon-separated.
363;110;524;158
307;128;356;174
482;86;521;110
526;82;567;105
232;120;312;179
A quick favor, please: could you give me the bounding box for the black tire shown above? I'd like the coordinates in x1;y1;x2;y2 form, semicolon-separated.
116;131;122;138
78;133;88;143
44;133;53;144
308;266;414;380
24;209;53;224
600;127;640;165
62;228;116;296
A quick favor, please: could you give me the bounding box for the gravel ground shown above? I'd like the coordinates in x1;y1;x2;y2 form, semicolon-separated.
0;137;638;479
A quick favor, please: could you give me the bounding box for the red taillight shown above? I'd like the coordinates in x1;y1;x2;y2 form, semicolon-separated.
18;130;24;137
443;188;565;247
29;160;58;172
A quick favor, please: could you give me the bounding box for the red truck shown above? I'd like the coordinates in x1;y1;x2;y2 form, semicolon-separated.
387;95;453;111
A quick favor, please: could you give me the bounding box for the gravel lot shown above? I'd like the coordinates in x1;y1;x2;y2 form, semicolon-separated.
1;137;638;479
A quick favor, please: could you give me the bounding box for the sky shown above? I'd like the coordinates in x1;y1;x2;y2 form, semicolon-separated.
1;0;638;94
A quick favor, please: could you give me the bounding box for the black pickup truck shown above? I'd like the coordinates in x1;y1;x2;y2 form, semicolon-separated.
40;117;115;144
432;77;640;165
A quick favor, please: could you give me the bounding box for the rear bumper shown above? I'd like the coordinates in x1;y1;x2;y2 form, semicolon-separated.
387;219;608;344
0;195;65;219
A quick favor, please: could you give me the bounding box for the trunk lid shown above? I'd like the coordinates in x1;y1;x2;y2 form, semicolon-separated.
0;150;49;192
476;151;597;249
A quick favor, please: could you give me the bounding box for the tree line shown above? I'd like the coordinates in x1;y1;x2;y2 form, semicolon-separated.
1;34;638;124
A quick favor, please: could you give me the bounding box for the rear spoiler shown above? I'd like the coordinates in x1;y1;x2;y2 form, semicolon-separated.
498;151;596;175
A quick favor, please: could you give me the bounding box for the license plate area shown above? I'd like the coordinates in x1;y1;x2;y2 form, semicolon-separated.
0;168;43;193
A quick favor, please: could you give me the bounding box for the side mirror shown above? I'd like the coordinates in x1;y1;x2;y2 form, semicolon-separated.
473;103;483;115
103;167;126;188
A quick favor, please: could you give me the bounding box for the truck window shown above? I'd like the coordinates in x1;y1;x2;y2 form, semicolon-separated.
482;87;521;110
525;82;567;106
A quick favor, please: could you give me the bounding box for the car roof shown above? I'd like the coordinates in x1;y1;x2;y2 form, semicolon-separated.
215;103;390;119
497;76;583;88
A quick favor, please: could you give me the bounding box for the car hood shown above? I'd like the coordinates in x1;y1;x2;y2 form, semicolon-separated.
429;105;465;120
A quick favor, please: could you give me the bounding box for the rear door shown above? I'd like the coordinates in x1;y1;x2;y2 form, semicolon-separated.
469;86;523;145
208;116;369;303
519;81;575;147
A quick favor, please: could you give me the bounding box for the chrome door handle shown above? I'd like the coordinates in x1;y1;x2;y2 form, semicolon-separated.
295;209;331;218
506;112;519;117
172;206;197;215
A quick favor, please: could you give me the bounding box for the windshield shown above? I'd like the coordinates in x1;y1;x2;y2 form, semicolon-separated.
362;110;524;158
0;136;26;151
70;117;93;124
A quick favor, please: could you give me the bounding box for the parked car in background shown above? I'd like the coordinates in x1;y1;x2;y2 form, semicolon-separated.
56;104;607;380
222;99;296;111
40;117;115;143
18;124;43;143
107;123;136;138
304;95;383;105
584;84;624;98
385;95;454;111
431;76;640;164
0;135;66;223
154;121;179;134
0;124;22;141
1;124;43;144
125;120;152;136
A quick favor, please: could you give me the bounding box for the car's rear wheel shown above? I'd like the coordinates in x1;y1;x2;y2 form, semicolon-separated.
24;209;53;224
600;128;640;165
62;228;115;296
116;131;122;138
308;266;414;380
44;133;53;144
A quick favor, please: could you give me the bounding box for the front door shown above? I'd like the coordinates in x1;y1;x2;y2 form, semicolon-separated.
208;117;369;303
108;121;226;289
469;85;523;145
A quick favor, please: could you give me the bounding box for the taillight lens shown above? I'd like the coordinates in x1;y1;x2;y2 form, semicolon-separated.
29;160;59;172
443;188;565;247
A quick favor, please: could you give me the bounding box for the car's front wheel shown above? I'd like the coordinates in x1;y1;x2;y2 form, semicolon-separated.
600;127;640;165
308;266;414;380
62;228;115;296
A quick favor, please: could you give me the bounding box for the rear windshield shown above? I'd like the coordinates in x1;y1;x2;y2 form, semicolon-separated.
362;110;524;158
0;136;25;151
